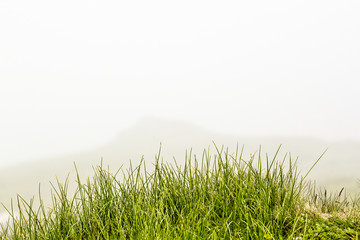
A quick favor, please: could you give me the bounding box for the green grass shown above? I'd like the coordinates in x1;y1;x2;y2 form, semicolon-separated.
1;144;360;239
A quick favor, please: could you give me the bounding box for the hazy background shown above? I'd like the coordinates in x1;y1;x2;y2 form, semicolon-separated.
0;0;360;212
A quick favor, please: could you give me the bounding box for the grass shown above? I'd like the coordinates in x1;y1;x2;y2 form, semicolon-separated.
1;144;360;239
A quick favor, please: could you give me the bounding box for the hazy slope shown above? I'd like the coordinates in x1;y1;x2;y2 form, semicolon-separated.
1;117;359;215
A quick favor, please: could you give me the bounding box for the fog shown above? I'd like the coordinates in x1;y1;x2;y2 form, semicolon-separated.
0;0;360;215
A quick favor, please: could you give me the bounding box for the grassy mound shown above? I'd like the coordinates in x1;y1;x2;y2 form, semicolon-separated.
1;145;360;239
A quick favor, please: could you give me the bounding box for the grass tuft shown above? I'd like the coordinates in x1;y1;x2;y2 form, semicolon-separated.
1;144;360;239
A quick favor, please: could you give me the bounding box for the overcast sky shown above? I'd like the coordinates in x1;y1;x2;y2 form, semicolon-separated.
0;0;359;168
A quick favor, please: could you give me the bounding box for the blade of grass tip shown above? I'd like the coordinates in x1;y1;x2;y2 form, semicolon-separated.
268;145;282;173
156;142;162;162
9;198;19;235
338;187;344;199
265;152;269;176
173;156;180;172
171;156;183;183
235;144;245;174
212;141;223;160
201;148;206;175
16;194;38;231
241;149;258;176
302;148;327;181
235;142;239;162
224;146;229;170
38;183;47;227
49;175;67;205
34;193;47;236
213;141;225;176
1;200;17;229
257;145;262;176
288;156;299;182
239;144;244;160
98;157;102;170
73;162;80;184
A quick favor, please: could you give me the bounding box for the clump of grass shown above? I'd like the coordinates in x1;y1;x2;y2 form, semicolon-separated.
1;144;359;239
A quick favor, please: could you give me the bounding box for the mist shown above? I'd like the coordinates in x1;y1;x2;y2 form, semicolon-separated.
0;0;360;217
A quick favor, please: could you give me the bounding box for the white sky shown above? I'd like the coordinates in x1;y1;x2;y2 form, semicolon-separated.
0;0;360;168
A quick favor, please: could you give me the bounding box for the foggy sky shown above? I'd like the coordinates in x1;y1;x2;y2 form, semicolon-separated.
0;0;359;168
